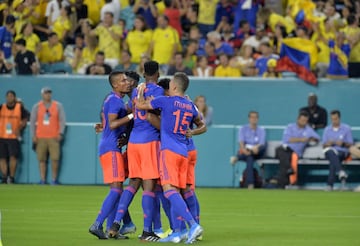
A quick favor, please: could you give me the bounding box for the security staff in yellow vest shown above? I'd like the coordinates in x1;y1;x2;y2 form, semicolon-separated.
30;87;66;185
0;90;28;184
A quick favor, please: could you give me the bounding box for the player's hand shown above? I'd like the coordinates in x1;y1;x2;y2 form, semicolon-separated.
336;140;344;147
94;123;103;133
185;128;192;138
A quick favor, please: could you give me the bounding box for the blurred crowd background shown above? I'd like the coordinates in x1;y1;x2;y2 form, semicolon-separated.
0;0;359;81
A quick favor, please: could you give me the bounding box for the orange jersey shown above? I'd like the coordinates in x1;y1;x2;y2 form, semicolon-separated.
0;103;21;139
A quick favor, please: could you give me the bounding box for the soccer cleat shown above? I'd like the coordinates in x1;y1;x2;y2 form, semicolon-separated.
159;232;181;243
154;228;166;238
338;170;348;180
107;222;121;238
185;224;203;244
1;177;7;184
230;156;238;165
139;231;160;242
180;229;188;241
105;230;129;240
89;223;108;239
119;222;136;235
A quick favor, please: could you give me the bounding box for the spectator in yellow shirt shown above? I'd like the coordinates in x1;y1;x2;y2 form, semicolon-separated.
124;15;153;64
84;0;105;25
214;53;241;77
50;5;72;43
38;32;72;74
15;22;41;54
149;15;179;74
86;12;122;68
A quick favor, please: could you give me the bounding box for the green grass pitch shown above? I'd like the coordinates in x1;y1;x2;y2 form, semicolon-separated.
1;185;360;246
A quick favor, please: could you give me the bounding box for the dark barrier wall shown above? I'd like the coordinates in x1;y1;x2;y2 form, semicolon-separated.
1;76;359;186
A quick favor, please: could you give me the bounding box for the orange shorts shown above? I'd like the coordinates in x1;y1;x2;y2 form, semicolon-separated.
159;149;188;189
100;151;126;184
127;141;160;180
122;151;129;178
187;150;197;188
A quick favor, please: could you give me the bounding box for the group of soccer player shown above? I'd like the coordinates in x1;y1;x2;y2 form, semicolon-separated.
88;60;206;244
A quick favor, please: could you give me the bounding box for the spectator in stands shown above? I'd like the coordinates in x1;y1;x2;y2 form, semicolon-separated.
181;5;198;37
0;90;28;184
84;0;104;25
136;53;150;76
15;22;41;54
100;0;121;24
207;31;234;56
114;50;137;71
346;15;360;63
215;0;234;29
255;42;279;76
189;26;206;56
194;95;213;126
234;20;255;48
270;111;320;189
38;32;72;74
327;32;351;79
230;111;266;189
120;0;136;31
183;39;198;70
193;56;213;77
235;44;255;76
163;0;187;38
262;59;281;78
50;5;72;43
14;39;39;75
149;15;179;74
217;18;239;50
86;11;122;68
256;7;294;35
0;15;16;60
242;25;269;52
64;33;85;71
167;52;193;75
299;93;328;131
324;2;341;23
124;15;153;64
86;51;112;75
214;53;241;77
197;0;218;37
204;41;218;68
30;87;66;185
71;0;88;37
233;0;262;32
133;0;158;30
322;110;353;191
46;0;69;30
72;34;98;74
12;0;29;36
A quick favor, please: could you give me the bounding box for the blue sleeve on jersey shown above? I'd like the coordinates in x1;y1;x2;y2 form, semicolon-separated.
108;97;122;114
150;96;167;110
153;86;165;97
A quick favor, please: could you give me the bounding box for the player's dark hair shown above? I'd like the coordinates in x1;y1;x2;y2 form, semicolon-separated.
158;78;170;90
173;72;189;92
144;60;159;76
330;110;341;118
108;70;125;87
125;71;140;83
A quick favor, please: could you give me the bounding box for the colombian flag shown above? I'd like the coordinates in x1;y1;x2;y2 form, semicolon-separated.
276;37;318;86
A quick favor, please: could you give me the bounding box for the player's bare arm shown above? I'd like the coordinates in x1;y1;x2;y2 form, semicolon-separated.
108;113;134;130
186;116;207;138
